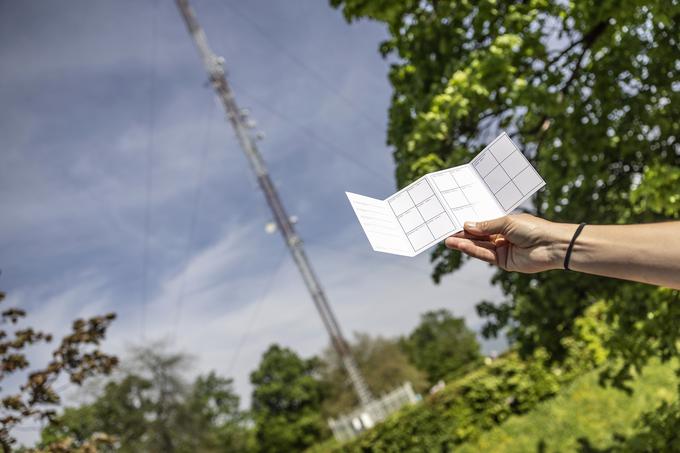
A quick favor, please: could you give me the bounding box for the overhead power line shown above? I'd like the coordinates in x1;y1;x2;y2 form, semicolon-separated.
140;0;160;340
309;241;491;291
227;250;288;377
230;80;392;184
218;1;386;130
169;98;217;343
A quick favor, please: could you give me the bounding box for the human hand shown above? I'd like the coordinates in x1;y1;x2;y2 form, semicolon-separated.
444;214;571;273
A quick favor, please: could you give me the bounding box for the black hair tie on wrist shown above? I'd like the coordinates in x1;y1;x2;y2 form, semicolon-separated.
564;223;587;270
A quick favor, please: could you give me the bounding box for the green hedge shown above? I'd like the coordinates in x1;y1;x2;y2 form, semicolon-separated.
457;360;677;452
330;350;580;452
309;302;610;452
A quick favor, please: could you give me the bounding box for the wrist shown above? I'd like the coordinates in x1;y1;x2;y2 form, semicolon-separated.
546;222;579;270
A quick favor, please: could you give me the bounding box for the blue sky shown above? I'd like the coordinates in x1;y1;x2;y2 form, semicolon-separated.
0;0;505;423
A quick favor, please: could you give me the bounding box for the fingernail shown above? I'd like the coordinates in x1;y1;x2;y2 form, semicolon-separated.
465;222;476;229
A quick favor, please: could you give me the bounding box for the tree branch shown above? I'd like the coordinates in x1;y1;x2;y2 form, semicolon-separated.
560;19;608;93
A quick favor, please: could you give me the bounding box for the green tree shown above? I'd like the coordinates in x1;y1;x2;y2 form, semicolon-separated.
40;375;151;452
250;344;327;452
185;372;254;452
131;345;188;452
331;0;680;386
400;310;481;383
318;333;427;417
40;346;253;453
0;289;117;452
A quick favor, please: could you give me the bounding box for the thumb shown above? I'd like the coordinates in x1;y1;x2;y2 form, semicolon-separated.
464;216;510;236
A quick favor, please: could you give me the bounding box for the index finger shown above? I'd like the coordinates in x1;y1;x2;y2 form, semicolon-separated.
451;231;505;243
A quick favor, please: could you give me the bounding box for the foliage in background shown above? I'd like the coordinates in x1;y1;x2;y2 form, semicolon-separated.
322;302;612;451
457;359;677;452
250;344;327;453
0;290;117;452
186;372;253;451
331;0;680;391
331;349;573;451
399;309;480;384
319;333;427;417
614;400;680;451
39;346;252;453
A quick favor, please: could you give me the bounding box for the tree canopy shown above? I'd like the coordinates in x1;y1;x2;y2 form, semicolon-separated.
40;345;252;453
400;310;481;383
250;344;327;453
0;289;117;452
331;0;680;386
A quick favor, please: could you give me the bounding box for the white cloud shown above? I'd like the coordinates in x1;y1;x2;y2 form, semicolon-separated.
129;226;503;408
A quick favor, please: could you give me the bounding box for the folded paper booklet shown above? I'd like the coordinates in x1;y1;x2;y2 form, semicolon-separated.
346;132;545;257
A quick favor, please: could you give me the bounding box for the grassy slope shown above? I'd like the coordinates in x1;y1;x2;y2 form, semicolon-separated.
457;361;677;452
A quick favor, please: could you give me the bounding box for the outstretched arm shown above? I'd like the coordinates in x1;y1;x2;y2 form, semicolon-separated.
445;214;680;290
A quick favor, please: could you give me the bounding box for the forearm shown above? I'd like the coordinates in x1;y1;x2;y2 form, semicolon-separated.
549;222;680;290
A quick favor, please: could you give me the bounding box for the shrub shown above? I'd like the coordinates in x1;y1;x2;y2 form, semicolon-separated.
327;302;610;452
